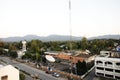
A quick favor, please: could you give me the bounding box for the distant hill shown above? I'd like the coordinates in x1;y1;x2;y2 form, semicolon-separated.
1;35;82;42
1;34;120;42
89;35;120;40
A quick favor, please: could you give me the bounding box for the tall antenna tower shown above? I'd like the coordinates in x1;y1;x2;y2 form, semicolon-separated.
69;0;72;51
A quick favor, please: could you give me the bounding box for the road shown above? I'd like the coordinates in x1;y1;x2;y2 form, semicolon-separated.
0;56;65;80
83;68;95;80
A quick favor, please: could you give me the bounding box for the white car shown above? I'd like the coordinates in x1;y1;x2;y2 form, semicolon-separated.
52;73;60;77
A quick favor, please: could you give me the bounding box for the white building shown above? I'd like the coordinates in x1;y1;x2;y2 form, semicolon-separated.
0;65;19;80
17;50;25;58
22;41;27;52
17;40;27;58
95;51;120;79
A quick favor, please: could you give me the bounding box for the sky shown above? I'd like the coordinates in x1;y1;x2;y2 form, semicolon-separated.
0;0;120;38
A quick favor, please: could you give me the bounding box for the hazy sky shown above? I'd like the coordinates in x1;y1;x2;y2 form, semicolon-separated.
0;0;120;38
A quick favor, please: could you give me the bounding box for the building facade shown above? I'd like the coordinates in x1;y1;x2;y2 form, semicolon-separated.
95;55;120;79
0;65;19;80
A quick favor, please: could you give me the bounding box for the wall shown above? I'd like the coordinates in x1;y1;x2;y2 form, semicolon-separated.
0;65;19;80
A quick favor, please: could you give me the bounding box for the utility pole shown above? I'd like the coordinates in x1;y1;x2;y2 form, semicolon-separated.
69;0;73;75
69;0;72;51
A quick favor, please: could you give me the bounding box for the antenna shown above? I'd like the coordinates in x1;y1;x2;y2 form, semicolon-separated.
69;0;72;51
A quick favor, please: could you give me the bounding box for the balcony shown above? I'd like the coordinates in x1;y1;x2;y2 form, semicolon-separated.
96;67;104;73
96;72;104;76
105;74;114;79
115;76;120;79
104;68;114;75
115;69;120;74
96;61;103;66
96;69;104;74
115;62;120;68
104;61;113;67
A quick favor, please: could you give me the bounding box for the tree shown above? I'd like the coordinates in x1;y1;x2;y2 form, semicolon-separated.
16;41;22;49
30;40;43;53
22;52;32;59
10;51;18;58
76;60;82;75
81;37;88;50
0;40;4;55
82;60;87;74
0;48;3;55
36;52;40;62
91;44;98;54
76;60;87;75
48;41;61;51
89;39;101;54
0;40;4;48
20;73;25;80
8;43;17;52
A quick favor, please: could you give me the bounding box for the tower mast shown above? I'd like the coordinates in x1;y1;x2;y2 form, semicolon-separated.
69;0;72;51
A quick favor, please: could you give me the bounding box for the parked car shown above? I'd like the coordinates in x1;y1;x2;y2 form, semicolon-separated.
52;73;60;77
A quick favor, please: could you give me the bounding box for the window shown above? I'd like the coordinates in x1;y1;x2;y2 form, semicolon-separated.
115;70;120;73
105;53;108;55
96;61;103;64
105;61;112;66
105;68;113;72
96;72;104;76
115;76;120;79
116;62;120;66
1;75;8;80
105;74;113;78
96;67;104;70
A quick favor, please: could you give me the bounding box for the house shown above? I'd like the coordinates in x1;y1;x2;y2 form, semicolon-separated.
0;65;19;80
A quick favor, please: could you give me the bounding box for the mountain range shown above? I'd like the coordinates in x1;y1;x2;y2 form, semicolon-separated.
1;34;120;42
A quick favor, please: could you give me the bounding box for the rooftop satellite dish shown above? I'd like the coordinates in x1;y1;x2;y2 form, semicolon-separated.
45;55;55;62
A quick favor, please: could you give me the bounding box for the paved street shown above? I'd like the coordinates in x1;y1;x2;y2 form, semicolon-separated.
0;56;65;80
83;68;95;80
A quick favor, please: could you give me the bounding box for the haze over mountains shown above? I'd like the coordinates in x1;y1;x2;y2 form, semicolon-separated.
1;34;120;42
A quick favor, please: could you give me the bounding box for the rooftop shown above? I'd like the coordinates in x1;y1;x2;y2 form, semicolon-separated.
100;50;120;58
74;54;93;58
95;56;120;62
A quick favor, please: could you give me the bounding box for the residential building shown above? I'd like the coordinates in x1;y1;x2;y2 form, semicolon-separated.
0;65;19;80
95;51;120;79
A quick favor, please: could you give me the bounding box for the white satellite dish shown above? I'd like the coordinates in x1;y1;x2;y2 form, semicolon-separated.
45;55;55;62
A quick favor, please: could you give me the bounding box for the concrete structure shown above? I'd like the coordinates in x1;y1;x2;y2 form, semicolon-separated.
22;41;27;52
100;51;110;56
17;50;25;58
95;51;120;79
17;40;27;58
0;65;19;80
